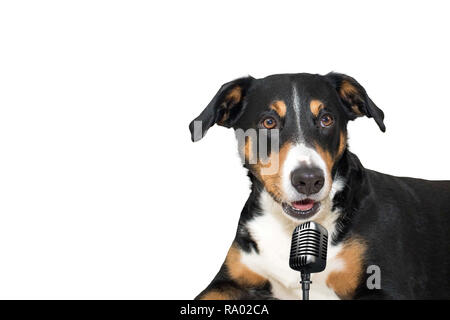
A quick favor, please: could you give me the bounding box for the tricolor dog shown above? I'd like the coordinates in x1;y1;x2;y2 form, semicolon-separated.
189;73;450;299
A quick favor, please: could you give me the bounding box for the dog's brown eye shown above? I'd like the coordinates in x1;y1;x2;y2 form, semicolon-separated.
262;117;277;129
320;114;334;127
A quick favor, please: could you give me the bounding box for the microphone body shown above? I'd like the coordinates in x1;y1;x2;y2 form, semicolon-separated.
289;221;328;300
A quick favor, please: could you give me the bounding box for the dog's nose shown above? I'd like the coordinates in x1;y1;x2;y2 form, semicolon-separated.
290;167;325;195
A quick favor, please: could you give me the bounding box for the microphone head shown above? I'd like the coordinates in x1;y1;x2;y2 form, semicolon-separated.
289;221;328;273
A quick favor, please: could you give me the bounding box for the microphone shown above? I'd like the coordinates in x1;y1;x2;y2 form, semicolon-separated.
289;221;328;300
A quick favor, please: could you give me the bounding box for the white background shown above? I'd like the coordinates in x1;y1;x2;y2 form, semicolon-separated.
0;1;449;299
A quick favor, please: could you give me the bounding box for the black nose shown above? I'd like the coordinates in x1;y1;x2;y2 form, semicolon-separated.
290;167;325;195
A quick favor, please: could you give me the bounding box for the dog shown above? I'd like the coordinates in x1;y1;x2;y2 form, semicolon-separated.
189;72;450;299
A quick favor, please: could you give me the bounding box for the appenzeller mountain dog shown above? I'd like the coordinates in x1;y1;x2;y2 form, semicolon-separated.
189;73;450;300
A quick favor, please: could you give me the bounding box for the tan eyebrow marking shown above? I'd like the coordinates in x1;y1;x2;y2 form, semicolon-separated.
310;99;325;117
255;142;292;202
337;131;347;157
270;100;287;118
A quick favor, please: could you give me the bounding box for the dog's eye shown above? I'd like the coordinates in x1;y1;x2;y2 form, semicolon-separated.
320;114;334;127
262;117;277;129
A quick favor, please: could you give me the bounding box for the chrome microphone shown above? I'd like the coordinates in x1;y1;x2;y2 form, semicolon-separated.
289;221;328;300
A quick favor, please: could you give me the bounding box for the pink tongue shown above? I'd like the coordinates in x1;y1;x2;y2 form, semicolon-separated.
292;200;314;211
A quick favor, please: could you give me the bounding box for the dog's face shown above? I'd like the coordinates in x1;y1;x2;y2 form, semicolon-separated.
190;73;385;220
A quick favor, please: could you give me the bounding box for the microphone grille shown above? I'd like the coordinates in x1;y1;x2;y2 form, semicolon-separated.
289;221;328;273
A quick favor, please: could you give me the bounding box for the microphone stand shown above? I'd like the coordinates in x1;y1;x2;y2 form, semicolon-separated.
300;271;311;300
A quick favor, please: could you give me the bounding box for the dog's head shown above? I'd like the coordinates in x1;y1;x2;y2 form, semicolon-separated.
189;73;385;221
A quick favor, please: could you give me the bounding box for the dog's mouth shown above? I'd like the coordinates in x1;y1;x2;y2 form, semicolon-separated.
282;199;320;219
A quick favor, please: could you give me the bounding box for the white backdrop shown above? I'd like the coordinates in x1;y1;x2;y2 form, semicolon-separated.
0;1;449;299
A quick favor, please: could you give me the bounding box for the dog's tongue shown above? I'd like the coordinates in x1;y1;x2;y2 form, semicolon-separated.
292;199;315;211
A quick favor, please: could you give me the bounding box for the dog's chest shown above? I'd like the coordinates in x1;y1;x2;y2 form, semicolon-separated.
240;211;344;300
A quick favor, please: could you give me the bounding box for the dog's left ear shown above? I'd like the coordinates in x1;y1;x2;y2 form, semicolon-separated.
189;76;254;142
325;72;386;132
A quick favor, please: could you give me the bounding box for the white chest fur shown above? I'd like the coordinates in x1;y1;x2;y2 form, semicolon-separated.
240;191;345;300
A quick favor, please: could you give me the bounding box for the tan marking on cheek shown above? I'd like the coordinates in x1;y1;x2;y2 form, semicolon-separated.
315;144;333;178
337;131;347;157
315;135;346;186
270;100;287;118
255;142;292;201
310;99;325;117
326;239;367;299
226;245;267;287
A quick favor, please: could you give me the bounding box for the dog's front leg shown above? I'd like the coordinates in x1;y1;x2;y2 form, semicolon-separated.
195;243;272;300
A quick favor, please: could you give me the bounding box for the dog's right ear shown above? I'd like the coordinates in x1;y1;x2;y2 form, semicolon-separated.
189;76;254;142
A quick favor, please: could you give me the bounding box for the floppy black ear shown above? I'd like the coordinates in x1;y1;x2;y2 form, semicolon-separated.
189;76;254;142
325;72;386;132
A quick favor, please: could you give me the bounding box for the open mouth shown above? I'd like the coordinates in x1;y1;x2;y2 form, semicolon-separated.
282;199;321;219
